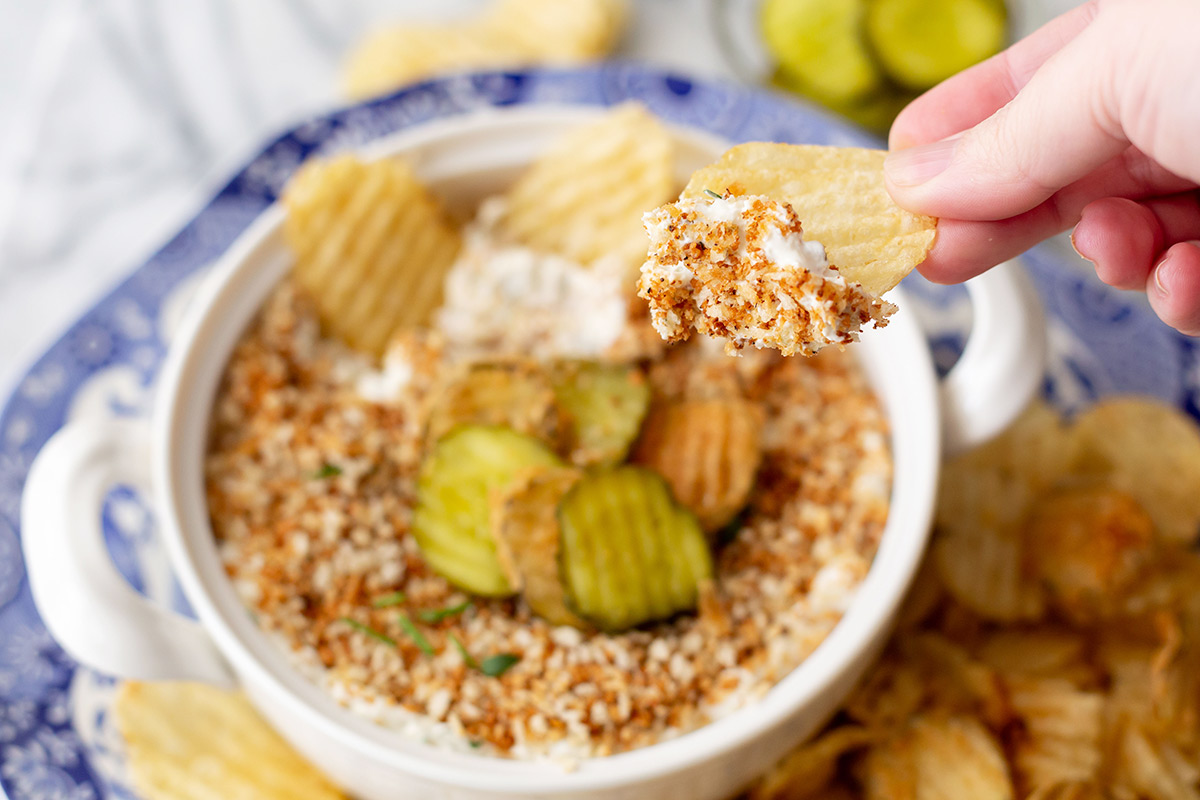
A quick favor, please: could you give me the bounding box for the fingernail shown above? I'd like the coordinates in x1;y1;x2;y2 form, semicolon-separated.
1152;253;1171;296
885;138;959;187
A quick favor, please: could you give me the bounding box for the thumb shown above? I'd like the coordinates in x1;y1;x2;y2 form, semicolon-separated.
883;12;1129;221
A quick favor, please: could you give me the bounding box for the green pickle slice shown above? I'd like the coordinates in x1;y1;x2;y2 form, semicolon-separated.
865;0;1007;91
413;425;562;596
760;0;882;106
552;362;651;467
558;466;713;631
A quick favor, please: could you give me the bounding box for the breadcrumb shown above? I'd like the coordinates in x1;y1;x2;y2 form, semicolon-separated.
638;193;895;357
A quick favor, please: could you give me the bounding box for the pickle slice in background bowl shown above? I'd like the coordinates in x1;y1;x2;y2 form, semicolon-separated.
760;0;882;107
865;0;1007;91
755;0;1007;132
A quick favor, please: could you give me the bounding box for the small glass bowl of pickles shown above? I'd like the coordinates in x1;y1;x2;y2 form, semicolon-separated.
712;0;1009;133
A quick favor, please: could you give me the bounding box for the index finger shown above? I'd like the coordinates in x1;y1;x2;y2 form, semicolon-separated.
888;0;1100;150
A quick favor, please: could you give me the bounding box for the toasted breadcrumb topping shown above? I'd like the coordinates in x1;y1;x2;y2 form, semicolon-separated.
638;193;895;357
206;280;890;762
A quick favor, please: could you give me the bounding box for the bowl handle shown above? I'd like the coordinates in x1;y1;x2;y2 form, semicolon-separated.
21;417;235;687
940;259;1047;457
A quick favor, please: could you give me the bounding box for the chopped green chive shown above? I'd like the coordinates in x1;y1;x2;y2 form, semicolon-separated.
371;591;407;608
469;740;483;749
479;653;521;678
340;617;395;647
450;634;479;670
397;614;435;655
310;463;342;479
417;601;471;624
703;188;723;200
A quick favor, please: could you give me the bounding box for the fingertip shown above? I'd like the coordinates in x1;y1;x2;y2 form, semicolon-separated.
1147;241;1200;336
1073;198;1164;291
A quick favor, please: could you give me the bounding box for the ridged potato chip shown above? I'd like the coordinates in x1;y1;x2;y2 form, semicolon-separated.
752;726;876;800
632;398;764;533
282;155;461;356
1023;484;1156;623
481;0;628;61
490;466;587;628
1005;677;1104;791
681;143;937;296
344;0;627;100
975;628;1094;684
425;362;563;446
1111;723;1200;800
933;402;1072;622
499;104;675;275
858;715;1014;800
116;681;345;800
1068;396;1200;546
345;25;520;101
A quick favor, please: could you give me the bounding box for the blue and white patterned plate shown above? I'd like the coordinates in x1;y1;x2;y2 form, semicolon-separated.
1;64;1197;800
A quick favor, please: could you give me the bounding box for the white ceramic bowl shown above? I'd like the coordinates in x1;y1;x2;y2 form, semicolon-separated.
22;106;1045;800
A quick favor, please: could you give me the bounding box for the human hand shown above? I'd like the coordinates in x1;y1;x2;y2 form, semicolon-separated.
883;0;1200;335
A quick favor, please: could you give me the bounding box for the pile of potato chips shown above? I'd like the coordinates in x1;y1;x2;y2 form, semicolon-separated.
754;396;1200;800
343;0;628;100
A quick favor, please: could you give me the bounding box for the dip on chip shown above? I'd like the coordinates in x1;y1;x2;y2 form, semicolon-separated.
639;191;895;356
639;143;937;357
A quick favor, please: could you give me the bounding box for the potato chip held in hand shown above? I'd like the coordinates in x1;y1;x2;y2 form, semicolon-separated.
682;143;937;296
639;143;936;357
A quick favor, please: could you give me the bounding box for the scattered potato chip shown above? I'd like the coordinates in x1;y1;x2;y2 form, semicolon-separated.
1068;396;1200;546
681;143;937;296
752;726;876;800
1024;783;1108;800
282;155;461;356
481;0;628;61
842;655;926;730
116;681;345;800
632;398;764;533
1023;484;1156;624
499;104;675;276
858;715;1014;800
900;633;1010;730
343;0;628;100
751;396;1200;800
1005;677;1104;792
975;627;1094;684
490;466;587;628
1112;723;1200;800
425;362;563;445
933;402;1073;622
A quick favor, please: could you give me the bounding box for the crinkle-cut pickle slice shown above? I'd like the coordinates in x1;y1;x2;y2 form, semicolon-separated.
760;0;882;106
414;425;562;596
552;362;651;467
865;0;1007;91
558;466;713;631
